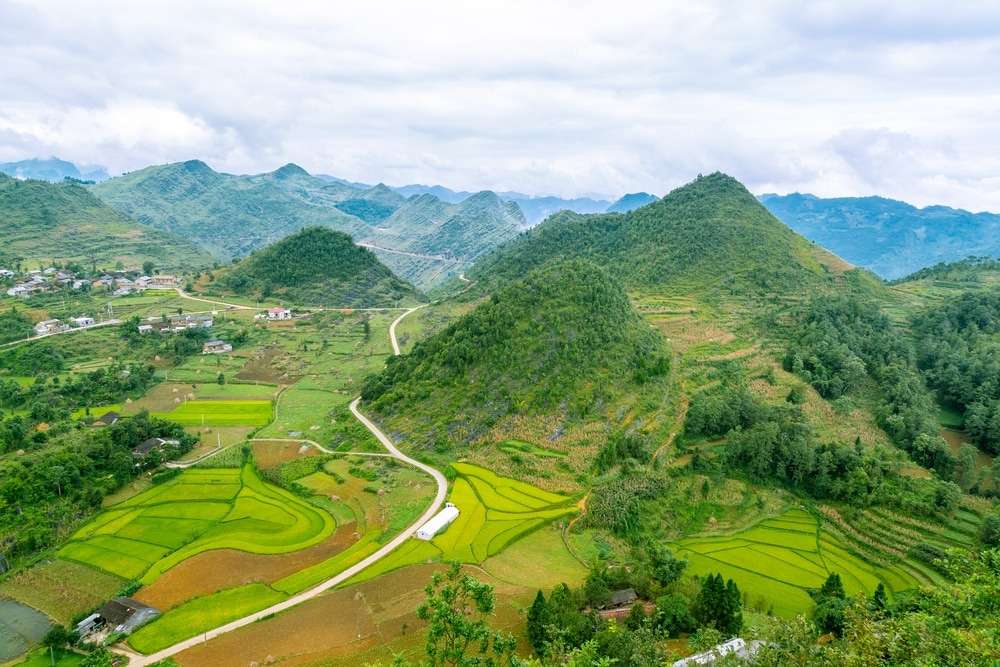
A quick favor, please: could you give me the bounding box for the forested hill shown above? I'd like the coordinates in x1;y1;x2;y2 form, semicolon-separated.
469;173;866;299
91;161;527;289
361;259;670;451
0;173;212;270
212;226;421;307
606;192;658;213
91;160;370;259
760;192;1000;280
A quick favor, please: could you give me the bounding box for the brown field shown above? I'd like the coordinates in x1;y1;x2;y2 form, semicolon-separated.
252;439;318;472
237;345;302;384
176;562;539;667
134;524;359;611
0;559;124;624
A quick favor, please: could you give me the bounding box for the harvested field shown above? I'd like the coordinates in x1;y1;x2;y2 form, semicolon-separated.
252;439;318;472
0;559;124;624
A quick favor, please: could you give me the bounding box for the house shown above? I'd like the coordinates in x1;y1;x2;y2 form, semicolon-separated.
416;503;460;540
137;324;154;334
96;597;159;634
596;589;653;620
150;274;179;288
202;339;232;354
267;307;292;320
7;284;37;298
133;437;180;457
93;411;121;426
170;314;213;329
34;319;63;335
0;269;14;278
112;287;133;297
75;612;102;637
71;315;95;327
672;638;766;667
72;279;90;290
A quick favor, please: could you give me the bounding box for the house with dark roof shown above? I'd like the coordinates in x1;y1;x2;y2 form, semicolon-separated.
93;411;121;426
97;597;159;634
133;436;180;457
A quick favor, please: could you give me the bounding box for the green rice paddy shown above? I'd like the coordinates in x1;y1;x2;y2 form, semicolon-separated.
58;462;334;583
151;399;273;426
673;508;926;617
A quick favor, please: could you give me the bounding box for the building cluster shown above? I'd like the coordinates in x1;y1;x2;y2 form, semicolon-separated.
3;266;179;299
137;313;213;334
254;306;293;321
33;315;96;336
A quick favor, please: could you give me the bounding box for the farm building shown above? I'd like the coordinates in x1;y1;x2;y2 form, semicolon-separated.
96;597;159;634
267;307;292;320
203;339;233;354
34;319;64;335
133;437;180;457
93;411;121;426
71;315;95;327
416;503;459;540
149;274;179;288
672;638;766;666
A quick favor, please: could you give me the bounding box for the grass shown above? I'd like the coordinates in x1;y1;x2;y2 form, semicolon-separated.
672;508;923;617
56;462;334;584
128;583;286;654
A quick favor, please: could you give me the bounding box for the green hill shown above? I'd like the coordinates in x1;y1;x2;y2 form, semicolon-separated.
470;173;867;300
91;161;370;259
361;259;669;451
92;161;526;289
0;173;212;271
214;226;422;307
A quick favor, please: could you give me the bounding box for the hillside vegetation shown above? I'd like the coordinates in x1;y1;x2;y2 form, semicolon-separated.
761;192;1000;279
471;173;861;299
362;259;669;452
92;161;527;288
0;174;211;270
215;226;422;307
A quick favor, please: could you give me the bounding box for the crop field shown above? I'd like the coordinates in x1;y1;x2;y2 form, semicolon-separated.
672;508;931;617
498;439;567;458
342;463;579;587
150;399;273;426
57;463;334;584
0;599;51;663
0;559;124;625
257;386;350;439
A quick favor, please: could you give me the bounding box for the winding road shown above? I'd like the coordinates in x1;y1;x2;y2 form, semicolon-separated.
120;303;447;666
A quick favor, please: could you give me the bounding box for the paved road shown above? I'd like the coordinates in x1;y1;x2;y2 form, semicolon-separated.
357;243;456;262
124;304;446;666
389;304;427;355
0;319;121;349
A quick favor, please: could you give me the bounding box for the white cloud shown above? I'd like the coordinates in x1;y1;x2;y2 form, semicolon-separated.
1;0;1000;209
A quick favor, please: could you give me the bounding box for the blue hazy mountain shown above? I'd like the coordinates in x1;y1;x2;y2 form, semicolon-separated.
606;192;658;213
760;193;1000;279
0;157;109;183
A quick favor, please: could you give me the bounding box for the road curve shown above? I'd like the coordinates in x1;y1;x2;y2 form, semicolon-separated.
389;304;427;355
126;304;446;666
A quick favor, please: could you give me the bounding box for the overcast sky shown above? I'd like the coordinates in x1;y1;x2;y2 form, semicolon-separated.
2;1;1000;209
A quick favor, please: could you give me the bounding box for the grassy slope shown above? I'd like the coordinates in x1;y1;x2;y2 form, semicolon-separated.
0;174;212;271
211;226;423;307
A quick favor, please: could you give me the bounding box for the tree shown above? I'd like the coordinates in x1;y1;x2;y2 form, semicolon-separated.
693;573;741;636
869;582;888;616
416;562;517;667
142;260;155;275
79;648;113;667
648;544;686;587
812;573;848;636
217;372;226;385
526;590;550;656
980;514;1000;548
654;593;695;637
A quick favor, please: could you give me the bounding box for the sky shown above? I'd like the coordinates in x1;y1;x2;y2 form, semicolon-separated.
2;1;1000;210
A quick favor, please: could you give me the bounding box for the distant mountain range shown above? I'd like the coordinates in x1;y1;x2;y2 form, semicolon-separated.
0;157;109;183
760;193;1000;280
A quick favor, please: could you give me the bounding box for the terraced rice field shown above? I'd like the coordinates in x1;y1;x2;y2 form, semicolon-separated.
58;463;334;584
498;439;567;458
673;508;931;617
344;463;579;585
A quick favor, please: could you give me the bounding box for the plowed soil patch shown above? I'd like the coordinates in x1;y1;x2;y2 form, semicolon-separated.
135;523;357;611
252;439;318;472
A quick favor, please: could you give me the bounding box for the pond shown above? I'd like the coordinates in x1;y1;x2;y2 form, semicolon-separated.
0;598;51;662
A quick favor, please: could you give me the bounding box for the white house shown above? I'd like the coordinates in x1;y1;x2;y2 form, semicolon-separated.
202;339;233;354
672;638;766;666
71;315;95;327
267;307;292;320
0;269;14;278
34;319;62;335
137;324;154;334
416;503;459;540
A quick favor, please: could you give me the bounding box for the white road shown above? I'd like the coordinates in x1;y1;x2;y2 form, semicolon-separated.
389;304;427;355
123;304;446;666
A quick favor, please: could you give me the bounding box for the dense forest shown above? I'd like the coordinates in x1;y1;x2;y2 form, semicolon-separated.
913;290;1000;454
216;226;421;307
362;259;669;450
